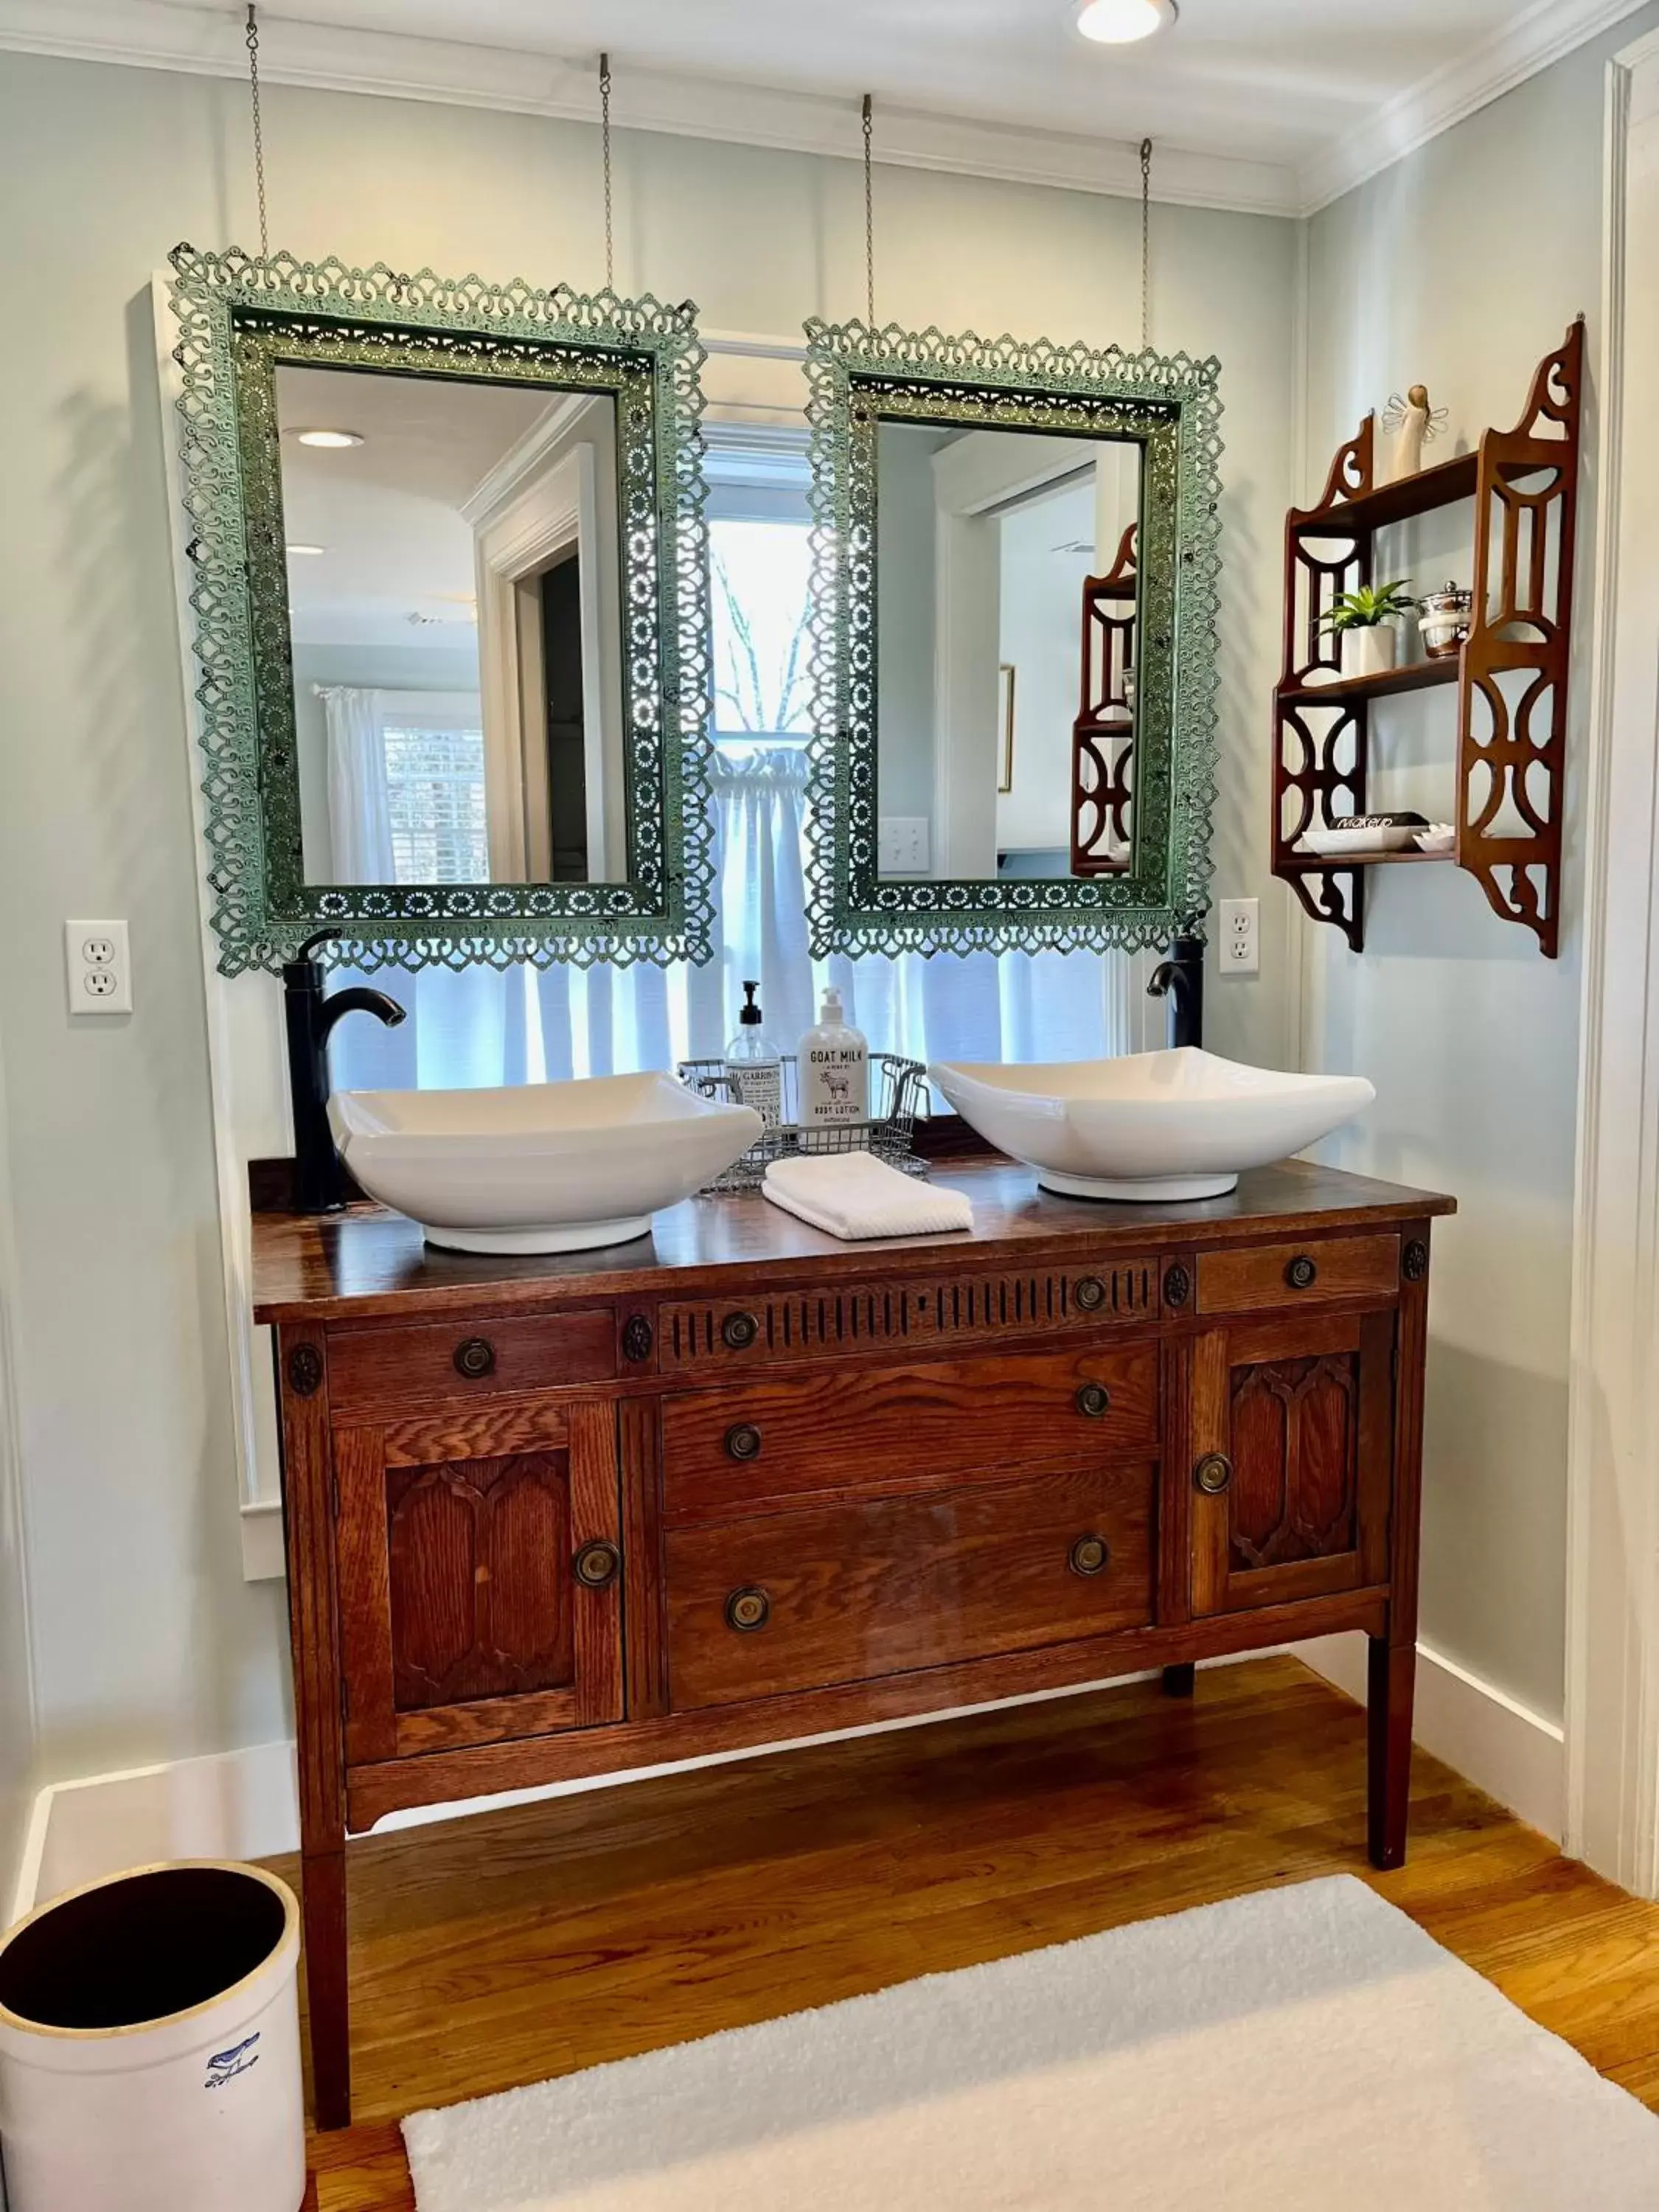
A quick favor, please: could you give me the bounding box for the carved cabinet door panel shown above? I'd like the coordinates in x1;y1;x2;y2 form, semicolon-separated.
1190;1309;1394;1615
334;1397;625;1763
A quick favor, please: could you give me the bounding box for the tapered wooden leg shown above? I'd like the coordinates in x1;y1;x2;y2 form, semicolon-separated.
303;1848;352;2132
1367;1637;1416;1871
1161;1663;1197;1698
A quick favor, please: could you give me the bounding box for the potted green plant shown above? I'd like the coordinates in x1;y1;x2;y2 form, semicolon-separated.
1318;578;1415;680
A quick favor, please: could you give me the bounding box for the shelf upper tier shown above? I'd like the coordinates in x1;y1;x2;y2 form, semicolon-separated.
1278;656;1461;709
1293;448;1480;534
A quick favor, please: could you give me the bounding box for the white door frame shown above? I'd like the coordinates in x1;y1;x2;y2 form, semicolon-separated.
1564;26;1659;1893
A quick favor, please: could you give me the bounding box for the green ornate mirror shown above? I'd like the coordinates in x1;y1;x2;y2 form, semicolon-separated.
801;319;1222;957
169;246;714;973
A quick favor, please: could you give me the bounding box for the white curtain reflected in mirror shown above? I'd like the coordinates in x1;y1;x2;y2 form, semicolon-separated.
874;420;1142;883
276;362;625;888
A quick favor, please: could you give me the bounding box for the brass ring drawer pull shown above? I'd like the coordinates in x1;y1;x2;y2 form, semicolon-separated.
1068;1534;1110;1577
571;1540;621;1590
1075;1382;1112;1419
453;1336;496;1380
1074;1276;1107;1312
1285;1255;1318;1290
726;1585;771;1633
722;1311;760;1351
726;1423;763;1461
1194;1453;1234;1496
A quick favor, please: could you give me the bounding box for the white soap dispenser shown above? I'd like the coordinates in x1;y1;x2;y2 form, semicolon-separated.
724;981;782;1127
799;984;869;1125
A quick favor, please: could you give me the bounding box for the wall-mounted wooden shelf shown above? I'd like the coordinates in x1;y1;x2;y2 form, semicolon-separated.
1071;523;1138;876
1278;849;1455;874
1278;658;1461;711
1271;321;1584;957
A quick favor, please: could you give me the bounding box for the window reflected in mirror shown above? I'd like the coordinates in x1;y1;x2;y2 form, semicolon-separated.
275;363;625;889
873;419;1143;884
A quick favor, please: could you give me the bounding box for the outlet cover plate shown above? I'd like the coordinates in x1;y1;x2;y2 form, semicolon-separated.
65;919;132;1015
1218;897;1259;976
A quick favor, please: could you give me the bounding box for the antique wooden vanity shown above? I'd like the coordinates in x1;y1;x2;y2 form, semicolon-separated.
254;1156;1453;2127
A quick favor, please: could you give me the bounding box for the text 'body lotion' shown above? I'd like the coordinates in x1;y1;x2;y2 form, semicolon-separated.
800;986;869;1124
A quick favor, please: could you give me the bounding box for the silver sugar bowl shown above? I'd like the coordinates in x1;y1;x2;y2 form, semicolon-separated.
1417;582;1475;659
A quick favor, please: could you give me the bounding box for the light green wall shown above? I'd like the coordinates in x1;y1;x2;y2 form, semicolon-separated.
1301;4;1659;1723
0;49;1298;1790
0;1020;35;1914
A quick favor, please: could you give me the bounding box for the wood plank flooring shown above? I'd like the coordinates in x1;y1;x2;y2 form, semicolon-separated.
282;1655;1659;2211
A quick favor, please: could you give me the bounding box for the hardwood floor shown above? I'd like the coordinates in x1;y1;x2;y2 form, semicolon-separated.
285;1655;1659;2211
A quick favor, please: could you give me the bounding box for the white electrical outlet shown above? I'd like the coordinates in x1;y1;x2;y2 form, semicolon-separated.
878;818;930;873
66;919;132;1015
1218;897;1259;975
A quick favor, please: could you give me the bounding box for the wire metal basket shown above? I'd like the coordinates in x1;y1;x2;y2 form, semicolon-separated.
676;1053;930;1193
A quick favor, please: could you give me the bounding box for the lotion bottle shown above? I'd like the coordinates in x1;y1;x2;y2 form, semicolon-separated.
800;984;869;1124
724;981;782;1127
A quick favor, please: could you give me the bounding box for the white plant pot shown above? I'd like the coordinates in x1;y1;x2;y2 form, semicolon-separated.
0;1863;305;2212
1340;626;1398;680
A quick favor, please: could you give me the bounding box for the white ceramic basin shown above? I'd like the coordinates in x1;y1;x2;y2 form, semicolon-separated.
329;1074;761;1253
929;1048;1376;1203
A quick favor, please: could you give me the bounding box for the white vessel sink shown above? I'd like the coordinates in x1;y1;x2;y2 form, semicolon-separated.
929;1048;1375;1203
329;1074;761;1254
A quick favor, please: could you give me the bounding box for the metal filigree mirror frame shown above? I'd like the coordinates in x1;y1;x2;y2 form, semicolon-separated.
801;319;1223;957
168;245;715;974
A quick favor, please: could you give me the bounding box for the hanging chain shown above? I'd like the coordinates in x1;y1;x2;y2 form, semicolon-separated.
246;4;269;260
863;94;876;329
599;52;615;293
1139;136;1152;352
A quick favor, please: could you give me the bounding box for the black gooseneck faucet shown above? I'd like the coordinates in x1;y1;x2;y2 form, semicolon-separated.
1147;929;1205;1051
282;930;408;1213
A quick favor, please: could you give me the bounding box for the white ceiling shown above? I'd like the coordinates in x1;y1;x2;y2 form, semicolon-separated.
0;0;1647;213
277;364;550;653
223;0;1533;167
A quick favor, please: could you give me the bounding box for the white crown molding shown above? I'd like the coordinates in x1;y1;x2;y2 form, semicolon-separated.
0;0;1302;215
4;1;1648;232
1298;0;1655;213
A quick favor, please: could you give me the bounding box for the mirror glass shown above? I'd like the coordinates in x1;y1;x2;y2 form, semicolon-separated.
275;364;625;888
874;419;1142;883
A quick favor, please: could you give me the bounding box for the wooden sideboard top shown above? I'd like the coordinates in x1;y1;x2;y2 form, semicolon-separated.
251;1158;1455;1326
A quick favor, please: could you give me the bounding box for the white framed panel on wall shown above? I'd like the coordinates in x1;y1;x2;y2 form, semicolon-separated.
1565;28;1659;1894
151;275;288;1581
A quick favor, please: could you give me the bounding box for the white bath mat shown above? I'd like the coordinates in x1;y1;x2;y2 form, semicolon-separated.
403;1873;1659;2211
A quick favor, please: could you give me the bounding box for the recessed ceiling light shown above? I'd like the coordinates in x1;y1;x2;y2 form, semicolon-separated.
1075;0;1177;44
294;428;364;448
285;543;326;557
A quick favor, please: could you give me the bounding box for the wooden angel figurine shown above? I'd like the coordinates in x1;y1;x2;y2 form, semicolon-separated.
1380;383;1448;484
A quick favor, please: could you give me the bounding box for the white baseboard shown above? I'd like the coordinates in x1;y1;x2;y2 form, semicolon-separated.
13;1642;1557;1924
1296;1633;1565;1843
10;1655;1278;1921
9;1739;302;1926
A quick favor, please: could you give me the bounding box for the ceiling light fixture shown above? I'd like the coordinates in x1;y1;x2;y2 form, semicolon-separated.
1075;0;1177;44
295;428;364;448
285;543;325;557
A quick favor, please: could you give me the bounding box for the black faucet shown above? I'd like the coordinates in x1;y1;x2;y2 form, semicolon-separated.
282;930;407;1213
1147;931;1205;1051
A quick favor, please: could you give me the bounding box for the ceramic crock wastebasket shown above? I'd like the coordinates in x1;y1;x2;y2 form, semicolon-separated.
0;1860;305;2212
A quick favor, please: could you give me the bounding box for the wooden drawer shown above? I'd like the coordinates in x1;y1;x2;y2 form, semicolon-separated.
665;1463;1155;1711
658;1258;1161;1374
661;1343;1160;1525
1196;1234;1399;1318
327;1310;616;1419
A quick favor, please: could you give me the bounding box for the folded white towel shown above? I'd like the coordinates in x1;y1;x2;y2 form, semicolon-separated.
762;1152;973;1242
